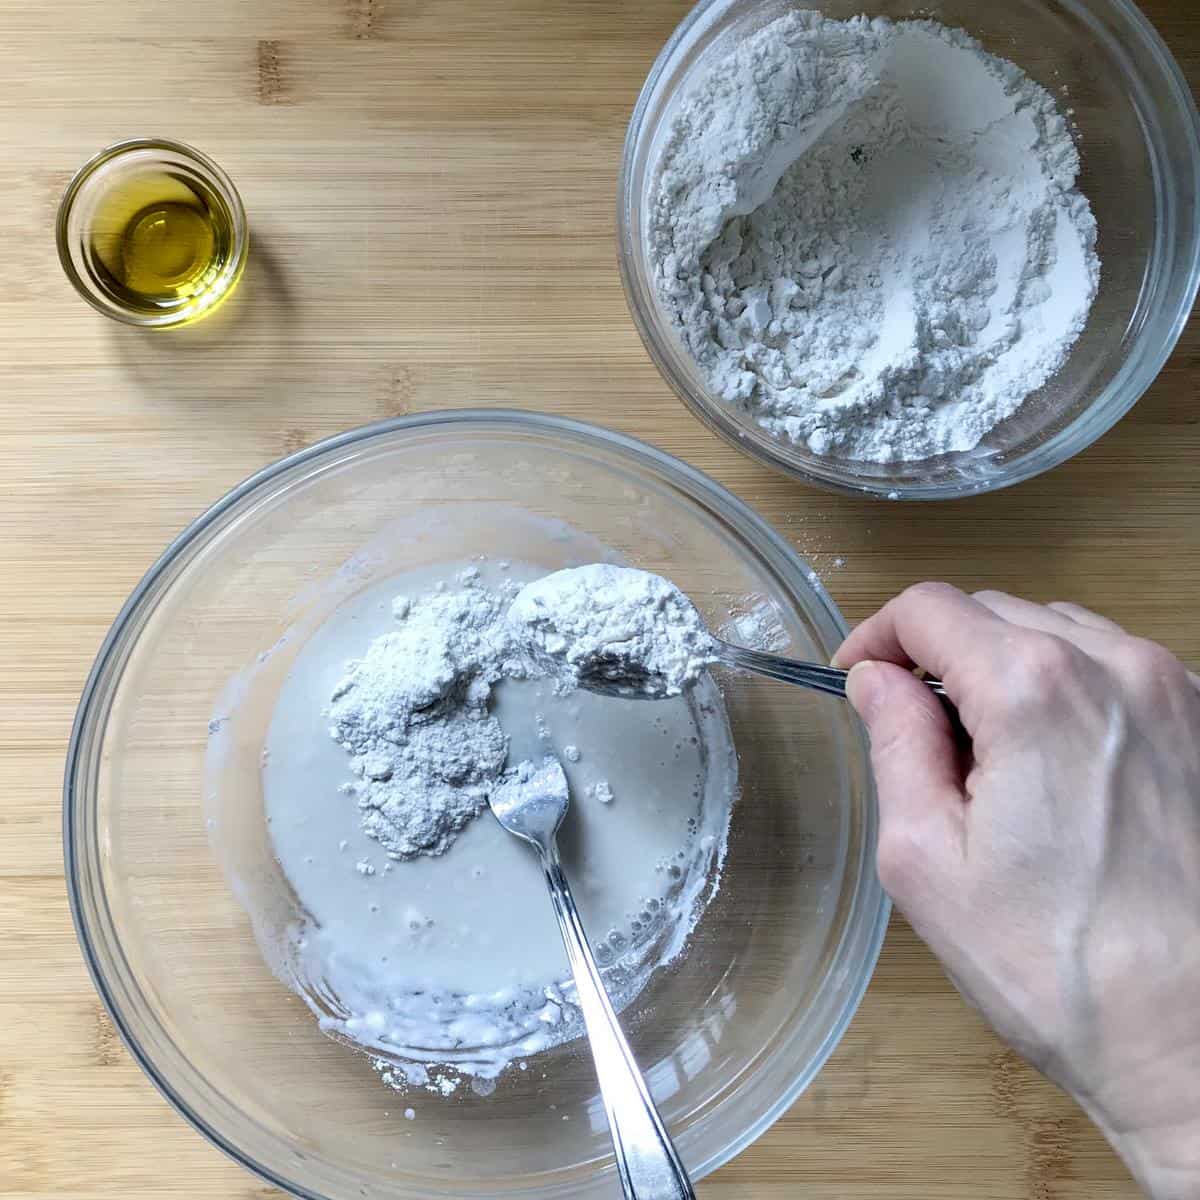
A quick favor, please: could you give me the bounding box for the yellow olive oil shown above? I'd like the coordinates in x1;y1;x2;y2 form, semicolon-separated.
120;201;216;295
87;171;239;319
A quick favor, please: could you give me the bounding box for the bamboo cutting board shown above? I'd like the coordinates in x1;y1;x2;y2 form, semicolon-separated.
0;1;1196;1197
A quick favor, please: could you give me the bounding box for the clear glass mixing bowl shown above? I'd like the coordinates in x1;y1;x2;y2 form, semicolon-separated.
618;0;1200;498
65;411;887;1199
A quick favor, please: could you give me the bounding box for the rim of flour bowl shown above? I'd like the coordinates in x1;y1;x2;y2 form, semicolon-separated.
64;409;890;1199
617;0;1200;499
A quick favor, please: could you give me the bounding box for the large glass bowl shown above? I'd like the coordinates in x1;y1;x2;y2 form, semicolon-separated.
618;0;1200;499
65;411;887;1199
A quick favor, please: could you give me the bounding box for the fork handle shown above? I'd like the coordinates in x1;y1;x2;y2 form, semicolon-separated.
539;844;695;1200
715;639;949;700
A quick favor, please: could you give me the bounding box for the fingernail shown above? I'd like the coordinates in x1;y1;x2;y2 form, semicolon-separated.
845;661;883;722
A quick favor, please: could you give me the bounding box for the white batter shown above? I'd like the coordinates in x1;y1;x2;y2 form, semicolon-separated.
259;559;737;1086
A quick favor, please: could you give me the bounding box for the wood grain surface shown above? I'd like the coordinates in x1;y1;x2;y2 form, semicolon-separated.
1;1;1196;1197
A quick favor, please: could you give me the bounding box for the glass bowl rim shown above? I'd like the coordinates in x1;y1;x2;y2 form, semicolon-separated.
55;135;250;329
616;0;1200;500
63;408;890;1198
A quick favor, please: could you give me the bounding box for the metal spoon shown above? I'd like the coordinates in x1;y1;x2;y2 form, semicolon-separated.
507;565;951;710
578;636;950;704
487;758;695;1200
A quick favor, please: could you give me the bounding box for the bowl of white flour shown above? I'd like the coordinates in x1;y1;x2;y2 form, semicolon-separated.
619;0;1200;497
66;412;887;1198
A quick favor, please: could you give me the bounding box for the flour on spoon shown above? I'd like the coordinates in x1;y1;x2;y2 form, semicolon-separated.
508;564;717;698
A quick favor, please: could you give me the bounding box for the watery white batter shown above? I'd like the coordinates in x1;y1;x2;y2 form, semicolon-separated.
257;559;736;1089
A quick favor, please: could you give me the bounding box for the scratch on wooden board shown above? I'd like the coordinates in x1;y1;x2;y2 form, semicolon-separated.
256;39;292;105
347;0;381;40
280;427;312;457
989;1047;1022;1120
1027;1116;1076;1200
94;1005;125;1067
373;365;416;417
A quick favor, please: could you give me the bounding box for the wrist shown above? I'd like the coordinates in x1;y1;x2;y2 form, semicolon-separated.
1096;1117;1200;1199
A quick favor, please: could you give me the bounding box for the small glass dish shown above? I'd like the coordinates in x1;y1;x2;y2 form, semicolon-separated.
57;137;248;328
618;0;1200;498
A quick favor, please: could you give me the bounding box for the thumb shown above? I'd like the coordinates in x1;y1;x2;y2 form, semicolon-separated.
846;661;965;898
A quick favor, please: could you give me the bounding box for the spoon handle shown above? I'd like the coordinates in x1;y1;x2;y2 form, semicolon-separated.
538;844;695;1200
715;640;950;700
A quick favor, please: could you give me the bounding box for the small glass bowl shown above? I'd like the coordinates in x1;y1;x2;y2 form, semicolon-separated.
57;137;248;328
65;411;887;1199
618;0;1200;498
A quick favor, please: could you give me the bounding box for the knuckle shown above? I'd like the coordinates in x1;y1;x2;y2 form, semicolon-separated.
971;588;1007;605
992;633;1082;719
898;581;961;615
1007;632;1078;684
1119;638;1185;689
904;581;959;603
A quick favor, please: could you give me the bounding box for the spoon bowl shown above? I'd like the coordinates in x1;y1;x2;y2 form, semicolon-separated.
487;757;571;847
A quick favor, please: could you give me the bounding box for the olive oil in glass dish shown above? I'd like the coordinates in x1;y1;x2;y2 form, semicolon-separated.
57;138;248;328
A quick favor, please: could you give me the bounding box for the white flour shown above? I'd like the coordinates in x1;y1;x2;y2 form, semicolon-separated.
650;13;1100;462
508;564;717;698
327;571;523;860
329;564;718;860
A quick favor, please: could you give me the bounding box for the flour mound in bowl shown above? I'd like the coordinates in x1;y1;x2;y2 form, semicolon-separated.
327;578;523;860
649;11;1100;463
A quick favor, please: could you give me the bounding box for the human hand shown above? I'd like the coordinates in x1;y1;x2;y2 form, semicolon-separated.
834;584;1200;1199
